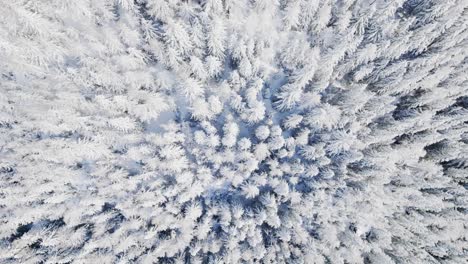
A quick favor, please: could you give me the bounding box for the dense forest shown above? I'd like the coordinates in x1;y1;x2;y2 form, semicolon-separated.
0;0;467;263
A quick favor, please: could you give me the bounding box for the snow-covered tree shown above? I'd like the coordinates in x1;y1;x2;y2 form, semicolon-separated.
0;0;467;263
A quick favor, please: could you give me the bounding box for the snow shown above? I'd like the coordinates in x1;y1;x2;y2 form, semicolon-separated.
0;0;467;263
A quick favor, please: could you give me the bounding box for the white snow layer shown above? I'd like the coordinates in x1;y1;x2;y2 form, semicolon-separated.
0;0;467;263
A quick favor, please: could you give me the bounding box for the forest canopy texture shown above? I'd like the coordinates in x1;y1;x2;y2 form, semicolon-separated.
0;0;467;263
